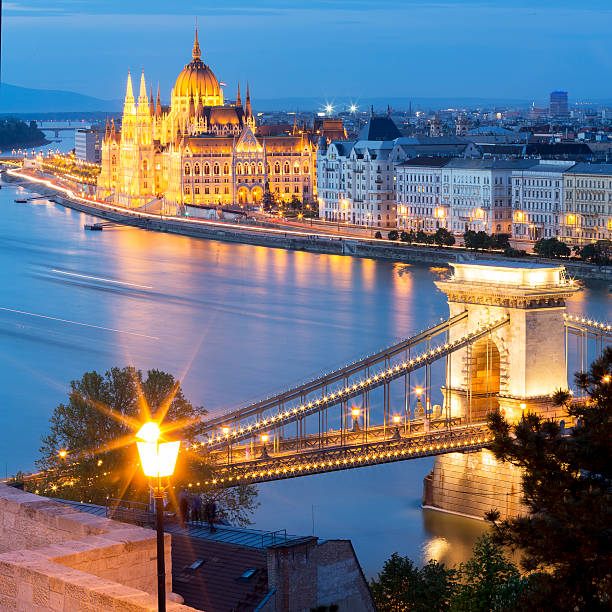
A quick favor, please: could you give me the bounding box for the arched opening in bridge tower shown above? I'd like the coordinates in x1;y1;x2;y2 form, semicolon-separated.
469;337;500;420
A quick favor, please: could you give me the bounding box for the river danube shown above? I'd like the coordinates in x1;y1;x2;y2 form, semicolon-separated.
1;177;610;577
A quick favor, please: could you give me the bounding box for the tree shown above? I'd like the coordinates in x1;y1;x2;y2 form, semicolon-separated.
490;233;510;250
533;237;570;259
415;230;431;244
289;194;302;210
370;553;456;612
578;241;612;265
388;230;399;241
262;186;274;211
434;228;456;247
36;367;259;525
464;230;491;251
450;534;527;612
486;347;612;610
374;231;383;239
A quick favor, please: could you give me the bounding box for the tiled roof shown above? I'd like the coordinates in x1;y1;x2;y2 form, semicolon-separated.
358;116;401;141
565;162;612;175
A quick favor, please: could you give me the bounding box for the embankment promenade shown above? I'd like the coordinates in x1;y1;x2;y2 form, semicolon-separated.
3;168;612;282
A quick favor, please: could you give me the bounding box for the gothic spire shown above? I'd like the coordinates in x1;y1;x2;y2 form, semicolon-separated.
156;84;162;118
193;22;201;60
149;84;155;115
123;71;135;114
245;81;252;117
105;117;110;140
137;71;149;114
236;82;242;107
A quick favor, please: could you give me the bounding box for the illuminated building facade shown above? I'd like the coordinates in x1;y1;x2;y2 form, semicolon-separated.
562;163;612;243
511;161;573;241
97;29;316;211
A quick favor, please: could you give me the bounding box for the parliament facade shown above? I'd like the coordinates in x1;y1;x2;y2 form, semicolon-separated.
96;29;317;212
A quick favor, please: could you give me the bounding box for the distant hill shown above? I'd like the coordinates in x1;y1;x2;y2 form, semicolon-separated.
0;83;120;114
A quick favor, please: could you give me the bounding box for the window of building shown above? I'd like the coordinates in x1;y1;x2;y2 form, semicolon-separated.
194;163;201;175
184;163;191;176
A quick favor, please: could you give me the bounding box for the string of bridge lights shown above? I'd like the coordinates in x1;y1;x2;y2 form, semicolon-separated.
564;313;612;332
203;434;490;486
196;316;510;450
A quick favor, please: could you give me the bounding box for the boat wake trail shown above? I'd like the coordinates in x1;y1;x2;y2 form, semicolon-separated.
0;306;158;340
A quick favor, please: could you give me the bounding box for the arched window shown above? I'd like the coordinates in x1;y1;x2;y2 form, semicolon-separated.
293;162;300;174
236;163;242;175
246;164;251;175
303;163;309;174
203;163;210;175
258;162;264;175
266;163;271;174
184;163;191;176
194;163;201;176
284;162;290;174
274;162;280;174
213;164;220;176
251;163;256;175
111;155;117;165
142;159;148;177
223;163;230;176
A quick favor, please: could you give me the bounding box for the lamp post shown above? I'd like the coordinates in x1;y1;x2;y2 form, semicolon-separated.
135;422;180;612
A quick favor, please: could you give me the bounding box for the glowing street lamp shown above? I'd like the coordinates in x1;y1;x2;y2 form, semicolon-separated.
135;422;180;612
393;415;401;424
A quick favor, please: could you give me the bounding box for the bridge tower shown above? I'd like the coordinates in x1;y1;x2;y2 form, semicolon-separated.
435;260;578;424
425;260;579;520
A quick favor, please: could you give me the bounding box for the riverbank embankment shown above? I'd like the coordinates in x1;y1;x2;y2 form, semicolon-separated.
4;169;612;282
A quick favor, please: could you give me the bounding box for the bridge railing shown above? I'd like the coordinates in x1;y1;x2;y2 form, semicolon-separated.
199;311;469;435
199;315;510;452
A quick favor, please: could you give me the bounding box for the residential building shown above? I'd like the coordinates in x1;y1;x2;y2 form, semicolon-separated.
75;124;104;164
511;161;574;240
317;114;399;228
442;159;532;235
395;157;449;232
317;118;482;230
562;163;612;243
395;158;534;235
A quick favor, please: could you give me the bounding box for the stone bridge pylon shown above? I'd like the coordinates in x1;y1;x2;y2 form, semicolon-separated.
435;260;578;424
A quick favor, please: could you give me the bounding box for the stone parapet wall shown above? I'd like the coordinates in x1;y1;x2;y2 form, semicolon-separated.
426;450;527;521
0;485;196;612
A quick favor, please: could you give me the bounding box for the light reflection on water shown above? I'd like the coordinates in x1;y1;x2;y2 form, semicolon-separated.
0;176;610;577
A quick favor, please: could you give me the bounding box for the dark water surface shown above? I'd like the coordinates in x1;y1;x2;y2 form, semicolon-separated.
0;178;610;576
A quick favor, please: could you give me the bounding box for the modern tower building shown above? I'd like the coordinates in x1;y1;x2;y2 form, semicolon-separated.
550;91;569;118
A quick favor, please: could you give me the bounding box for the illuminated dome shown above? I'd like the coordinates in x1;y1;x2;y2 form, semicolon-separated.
173;28;221;102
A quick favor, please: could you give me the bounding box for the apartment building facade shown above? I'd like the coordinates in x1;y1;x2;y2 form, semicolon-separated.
562;163;612;243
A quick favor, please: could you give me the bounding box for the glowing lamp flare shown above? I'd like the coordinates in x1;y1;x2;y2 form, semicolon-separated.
135;422;180;478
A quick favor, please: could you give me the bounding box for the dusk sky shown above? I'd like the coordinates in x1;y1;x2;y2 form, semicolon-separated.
3;1;612;103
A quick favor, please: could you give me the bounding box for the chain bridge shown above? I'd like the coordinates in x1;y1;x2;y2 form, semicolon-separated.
191;261;611;489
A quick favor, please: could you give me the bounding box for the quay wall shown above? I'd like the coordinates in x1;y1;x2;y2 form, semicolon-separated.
423;449;526;521
4;171;612;281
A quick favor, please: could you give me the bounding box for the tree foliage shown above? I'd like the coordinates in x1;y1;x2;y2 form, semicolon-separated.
577;240;612;266
370;553;455;611
36;367;258;525
486;347;612;610
433;228;456;247
0;117;47;148
533;237;570;259
450;534;527;612
388;230;399;241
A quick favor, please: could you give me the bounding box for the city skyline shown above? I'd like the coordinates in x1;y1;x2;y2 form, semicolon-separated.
3;1;612;102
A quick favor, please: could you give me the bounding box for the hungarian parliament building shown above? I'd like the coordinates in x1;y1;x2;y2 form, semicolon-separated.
96;29;317;211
